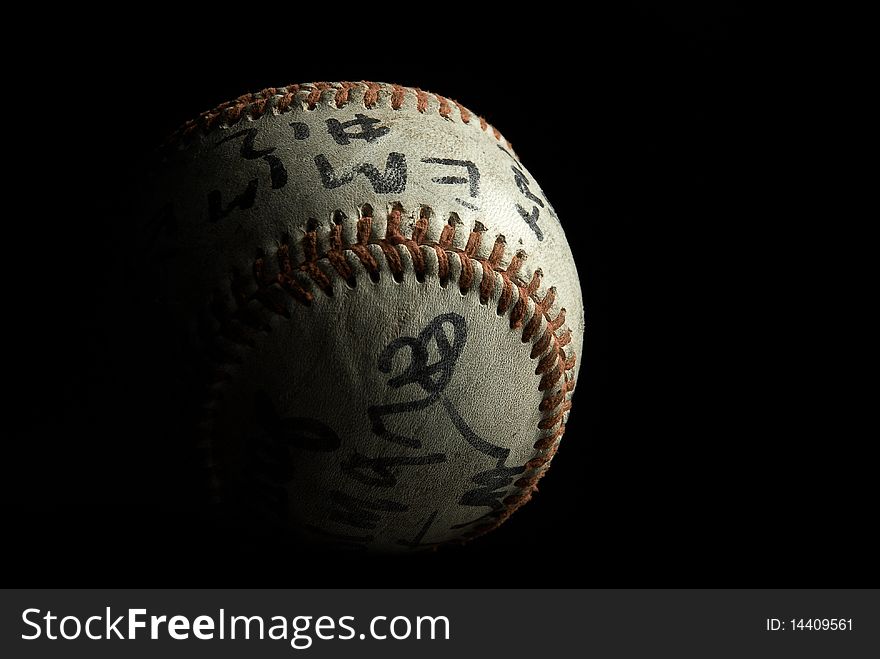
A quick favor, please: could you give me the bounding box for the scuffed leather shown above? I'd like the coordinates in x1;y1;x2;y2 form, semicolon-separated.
145;82;584;551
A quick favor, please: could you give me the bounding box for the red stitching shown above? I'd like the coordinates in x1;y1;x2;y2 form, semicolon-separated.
199;206;577;542
362;81;382;109
305;82;331;110
415;88;429;113
334;81;355;108
164;82;510;150
274;88;297;114
175;81;557;542
436;94;452;118
390;84;406;110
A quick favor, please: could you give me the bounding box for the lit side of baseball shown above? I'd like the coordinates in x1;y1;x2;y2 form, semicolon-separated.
144;82;584;551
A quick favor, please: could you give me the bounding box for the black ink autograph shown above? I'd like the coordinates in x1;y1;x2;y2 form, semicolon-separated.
201;121;494;222
244;313;525;547
368;313;526;533
497;144;559;240
368;313;467;447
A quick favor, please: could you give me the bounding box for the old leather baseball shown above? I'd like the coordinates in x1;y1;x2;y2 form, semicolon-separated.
145;81;584;551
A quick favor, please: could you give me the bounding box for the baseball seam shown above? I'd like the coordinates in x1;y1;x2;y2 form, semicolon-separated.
199;205;577;541
165;81;511;152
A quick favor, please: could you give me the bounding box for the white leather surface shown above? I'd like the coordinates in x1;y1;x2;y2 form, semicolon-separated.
145;82;584;550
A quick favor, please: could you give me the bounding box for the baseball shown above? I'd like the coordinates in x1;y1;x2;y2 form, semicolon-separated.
144;81;584;551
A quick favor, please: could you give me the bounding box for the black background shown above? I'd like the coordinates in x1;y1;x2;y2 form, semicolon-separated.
7;6;870;587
